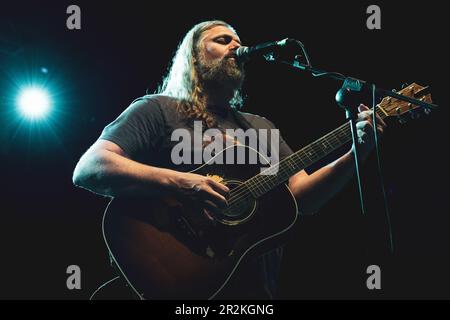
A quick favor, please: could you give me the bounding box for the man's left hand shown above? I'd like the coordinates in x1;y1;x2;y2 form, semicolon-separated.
354;104;387;159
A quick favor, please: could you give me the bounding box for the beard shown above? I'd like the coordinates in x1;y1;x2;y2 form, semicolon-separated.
196;55;245;94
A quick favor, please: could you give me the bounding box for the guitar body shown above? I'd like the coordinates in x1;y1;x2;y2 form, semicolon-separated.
102;145;298;299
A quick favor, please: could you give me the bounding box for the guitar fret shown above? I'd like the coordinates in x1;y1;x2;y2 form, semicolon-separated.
245;104;394;199
336;129;347;143
244;84;432;200
288;158;297;171
312;144;325;158
304;148;314;162
250;133;346;198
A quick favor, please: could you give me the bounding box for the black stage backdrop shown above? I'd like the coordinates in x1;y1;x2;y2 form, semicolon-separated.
0;0;448;300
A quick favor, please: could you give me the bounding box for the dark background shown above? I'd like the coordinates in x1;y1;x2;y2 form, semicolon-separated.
0;1;448;299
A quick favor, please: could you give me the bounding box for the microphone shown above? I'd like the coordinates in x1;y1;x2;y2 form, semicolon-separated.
235;38;302;62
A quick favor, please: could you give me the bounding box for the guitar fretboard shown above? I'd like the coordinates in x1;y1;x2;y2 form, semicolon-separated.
244;106;387;198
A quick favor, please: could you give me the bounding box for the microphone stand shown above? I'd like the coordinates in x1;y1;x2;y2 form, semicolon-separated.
264;46;437;217
335;82;368;215
288;60;437;110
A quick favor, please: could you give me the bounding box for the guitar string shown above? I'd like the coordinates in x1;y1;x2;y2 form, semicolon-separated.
229;88;425;214
229;106;387;207
224;121;375;215
230;105;387;201
226;121;355;211
224;106;387;213
225;121;354;212
223;132;349;215
225;128;349;214
226;87;426;216
229;114;359;202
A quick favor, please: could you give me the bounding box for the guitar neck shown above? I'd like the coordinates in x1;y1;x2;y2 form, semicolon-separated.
244;105;388;198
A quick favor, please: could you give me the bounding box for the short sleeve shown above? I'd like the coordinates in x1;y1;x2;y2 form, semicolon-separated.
254;115;294;161
99;97;166;159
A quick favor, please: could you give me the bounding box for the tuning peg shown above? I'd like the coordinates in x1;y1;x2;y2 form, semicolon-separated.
401;83;409;89
424;108;432;115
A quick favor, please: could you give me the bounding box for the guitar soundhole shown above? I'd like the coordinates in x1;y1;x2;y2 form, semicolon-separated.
205;180;257;226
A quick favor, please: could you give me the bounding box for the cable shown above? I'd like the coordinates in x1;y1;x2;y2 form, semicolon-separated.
371;83;395;253
89;276;121;300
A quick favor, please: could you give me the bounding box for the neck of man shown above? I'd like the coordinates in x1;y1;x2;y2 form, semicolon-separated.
204;86;234;113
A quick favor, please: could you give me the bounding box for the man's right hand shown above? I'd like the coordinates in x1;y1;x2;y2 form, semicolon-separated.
167;171;230;212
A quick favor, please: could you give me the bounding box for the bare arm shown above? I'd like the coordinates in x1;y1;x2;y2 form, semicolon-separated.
288;105;386;215
288;150;356;215
72;139;229;208
73;139;171;197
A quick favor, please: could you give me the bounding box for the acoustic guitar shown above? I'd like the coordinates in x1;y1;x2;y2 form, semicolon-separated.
102;83;432;299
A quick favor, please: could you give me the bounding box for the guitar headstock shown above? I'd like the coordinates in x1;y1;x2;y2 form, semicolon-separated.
378;83;433;123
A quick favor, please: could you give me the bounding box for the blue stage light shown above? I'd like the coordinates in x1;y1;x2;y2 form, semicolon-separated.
17;87;51;119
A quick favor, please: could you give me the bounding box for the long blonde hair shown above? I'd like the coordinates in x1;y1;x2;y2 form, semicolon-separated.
156;20;244;128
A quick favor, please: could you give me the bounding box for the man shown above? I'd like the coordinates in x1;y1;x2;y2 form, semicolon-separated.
73;20;386;299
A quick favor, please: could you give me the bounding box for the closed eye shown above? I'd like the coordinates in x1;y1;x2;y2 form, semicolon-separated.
215;36;231;44
214;35;241;46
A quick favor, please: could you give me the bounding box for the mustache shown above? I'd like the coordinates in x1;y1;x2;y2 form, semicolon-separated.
223;54;244;69
196;54;245;81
